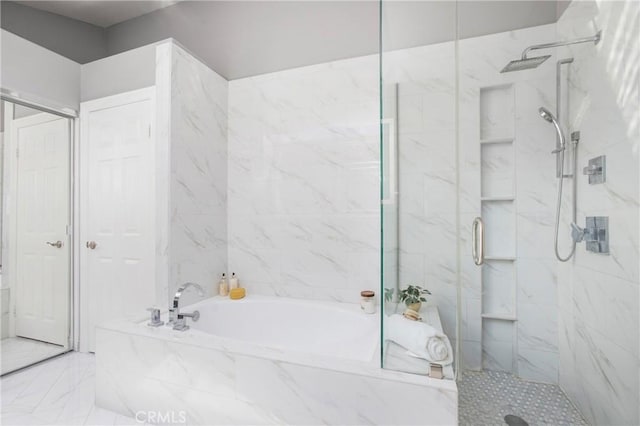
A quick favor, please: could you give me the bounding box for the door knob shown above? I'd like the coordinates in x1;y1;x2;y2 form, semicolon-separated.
46;241;63;248
86;241;97;250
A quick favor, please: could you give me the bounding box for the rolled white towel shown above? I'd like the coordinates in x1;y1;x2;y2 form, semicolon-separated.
386;314;453;365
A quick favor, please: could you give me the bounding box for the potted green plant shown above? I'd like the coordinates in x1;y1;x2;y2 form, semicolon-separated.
398;285;431;312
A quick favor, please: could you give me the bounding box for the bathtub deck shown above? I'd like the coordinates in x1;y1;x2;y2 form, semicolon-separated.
383;305;455;379
96;296;458;425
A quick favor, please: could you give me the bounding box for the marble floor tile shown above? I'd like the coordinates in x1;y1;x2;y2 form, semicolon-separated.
459;370;588;426
1;352;138;426
1;337;68;375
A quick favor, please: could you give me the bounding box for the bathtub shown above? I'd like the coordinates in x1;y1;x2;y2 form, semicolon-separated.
96;295;457;425
187;297;378;362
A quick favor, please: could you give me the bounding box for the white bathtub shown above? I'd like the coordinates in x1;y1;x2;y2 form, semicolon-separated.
96;295;457;425
187;296;378;362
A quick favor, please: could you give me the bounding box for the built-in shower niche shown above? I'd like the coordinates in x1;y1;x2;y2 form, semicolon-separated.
481;201;516;257
480;84;514;142
479;84;517;374
482;260;515;317
482;318;516;372
481;144;514;199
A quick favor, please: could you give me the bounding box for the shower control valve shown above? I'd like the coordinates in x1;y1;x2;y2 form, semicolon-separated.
571;217;609;254
583;164;602;175
583;155;606;184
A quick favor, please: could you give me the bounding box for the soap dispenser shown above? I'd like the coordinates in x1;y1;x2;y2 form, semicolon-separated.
218;273;229;296
229;272;239;290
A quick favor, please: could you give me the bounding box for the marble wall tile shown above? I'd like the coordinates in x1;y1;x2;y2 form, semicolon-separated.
96;326;458;425
517;303;558;353
556;1;639;424
461;340;482;371
516;258;557;306
228;54;379;303
154;43;172;306
571;266;638;354
235;354;458;425
167;44;229;302
517;348;559;384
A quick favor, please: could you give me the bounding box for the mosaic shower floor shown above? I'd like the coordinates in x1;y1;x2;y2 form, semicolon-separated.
458;370;588;426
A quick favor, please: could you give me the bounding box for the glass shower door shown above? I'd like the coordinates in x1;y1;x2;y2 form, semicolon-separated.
380;1;460;380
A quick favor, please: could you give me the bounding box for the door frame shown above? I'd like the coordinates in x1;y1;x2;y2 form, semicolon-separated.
1;95;77;351
78;87;156;353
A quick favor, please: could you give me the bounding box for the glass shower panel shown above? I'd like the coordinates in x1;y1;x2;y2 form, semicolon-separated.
380;1;459;379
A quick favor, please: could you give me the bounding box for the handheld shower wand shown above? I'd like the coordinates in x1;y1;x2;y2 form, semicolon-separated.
539;107;566;154
538;107;578;262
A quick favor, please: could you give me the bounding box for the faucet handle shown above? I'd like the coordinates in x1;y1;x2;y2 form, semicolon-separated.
570;222;585;243
147;307;164;327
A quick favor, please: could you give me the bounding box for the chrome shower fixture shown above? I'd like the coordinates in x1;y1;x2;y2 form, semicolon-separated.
501;55;551;72
500;30;601;73
539;106;580;262
538;106;554;122
538;107;566;153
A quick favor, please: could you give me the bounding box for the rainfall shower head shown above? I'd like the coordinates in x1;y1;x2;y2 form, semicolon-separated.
500;31;601;74
500;55;551;73
538;106;555;123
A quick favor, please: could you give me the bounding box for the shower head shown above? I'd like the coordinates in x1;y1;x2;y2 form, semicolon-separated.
538;107;555;123
538;106;566;151
500;55;551;73
500;31;601;74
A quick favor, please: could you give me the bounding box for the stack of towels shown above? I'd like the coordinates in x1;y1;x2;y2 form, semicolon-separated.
386;314;453;365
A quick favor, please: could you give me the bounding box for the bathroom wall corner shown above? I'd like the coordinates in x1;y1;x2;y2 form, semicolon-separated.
166;42;229;305
154;41;173;307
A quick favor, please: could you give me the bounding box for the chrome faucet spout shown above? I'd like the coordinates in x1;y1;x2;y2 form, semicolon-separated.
172;282;205;309
169;282;205;330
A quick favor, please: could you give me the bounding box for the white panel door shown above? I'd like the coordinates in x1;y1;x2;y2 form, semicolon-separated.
13;114;70;346
81;88;155;352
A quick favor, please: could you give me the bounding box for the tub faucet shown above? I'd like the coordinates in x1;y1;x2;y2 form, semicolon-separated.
169;282;205;331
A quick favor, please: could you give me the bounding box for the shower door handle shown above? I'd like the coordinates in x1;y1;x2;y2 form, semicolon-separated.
472;217;485;266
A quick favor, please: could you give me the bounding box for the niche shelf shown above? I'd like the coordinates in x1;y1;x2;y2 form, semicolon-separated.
481;196;515;202
483;256;516;261
481;314;517;321
480;137;514;145
479;83;518;374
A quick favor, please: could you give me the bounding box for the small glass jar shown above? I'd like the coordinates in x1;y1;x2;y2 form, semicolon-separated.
360;290;376;314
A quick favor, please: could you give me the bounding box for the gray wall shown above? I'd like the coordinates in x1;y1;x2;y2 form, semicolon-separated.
1;1;106;64
80;43;157;102
107;1;563;79
383;1;561;52
0;30;80;110
1;0;568;80
106;1;379;80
